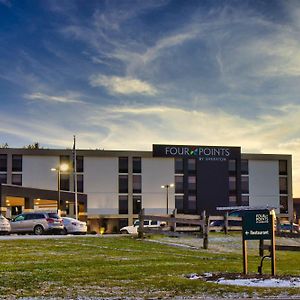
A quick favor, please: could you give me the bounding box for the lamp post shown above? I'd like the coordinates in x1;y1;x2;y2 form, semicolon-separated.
161;183;174;215
51;163;69;215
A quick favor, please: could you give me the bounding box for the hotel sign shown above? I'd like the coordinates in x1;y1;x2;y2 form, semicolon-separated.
152;144;241;161
242;210;272;240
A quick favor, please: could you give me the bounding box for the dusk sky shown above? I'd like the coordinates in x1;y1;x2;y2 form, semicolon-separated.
1;0;300;196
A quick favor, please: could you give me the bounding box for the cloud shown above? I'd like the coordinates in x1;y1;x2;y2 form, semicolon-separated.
24;92;84;104
89;75;157;96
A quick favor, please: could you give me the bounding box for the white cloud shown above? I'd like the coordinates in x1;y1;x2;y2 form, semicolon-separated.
24;92;84;104
89;75;157;96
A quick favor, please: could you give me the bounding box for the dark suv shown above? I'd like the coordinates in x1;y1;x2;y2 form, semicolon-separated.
10;212;64;235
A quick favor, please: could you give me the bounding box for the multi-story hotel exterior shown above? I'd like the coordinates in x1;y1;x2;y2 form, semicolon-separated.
0;144;293;233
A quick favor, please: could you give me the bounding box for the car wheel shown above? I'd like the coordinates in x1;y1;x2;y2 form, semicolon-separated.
63;228;68;235
33;225;44;235
120;230;129;234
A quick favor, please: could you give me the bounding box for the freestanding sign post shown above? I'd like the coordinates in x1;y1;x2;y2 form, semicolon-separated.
242;209;276;275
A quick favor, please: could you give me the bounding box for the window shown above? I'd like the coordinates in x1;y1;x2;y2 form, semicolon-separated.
229;196;237;206
119;175;128;193
229;176;236;192
280;196;288;213
132;157;141;173
188;195;196;211
279;177;287;194
12;174;22;186
60;174;70;191
175;195;184;213
76;156;84;173
119;195;128;214
241;176;249;194
133;195;142;214
14;214;25;222
0;174;7;184
132;175;141;193
175;176;184;193
241;195;249;206
0;154;7;172
175;158;184;174
188;176;196;191
187;158;196;171
60;155;70;165
279;160;287;175
119;157;128;173
241;160;249;175
12;155;22;172
228;160;236;173
77;174;84;193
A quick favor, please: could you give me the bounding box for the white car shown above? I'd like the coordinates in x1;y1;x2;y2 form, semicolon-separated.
0;215;11;235
120;219;165;235
62;217;87;235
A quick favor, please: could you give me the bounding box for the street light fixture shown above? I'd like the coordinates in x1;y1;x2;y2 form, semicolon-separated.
51;163;69;214
161;183;174;215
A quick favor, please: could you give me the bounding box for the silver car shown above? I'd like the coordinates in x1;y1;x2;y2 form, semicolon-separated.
10;212;64;235
0;215;11;235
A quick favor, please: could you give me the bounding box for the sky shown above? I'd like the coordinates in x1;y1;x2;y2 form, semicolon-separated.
0;0;300;196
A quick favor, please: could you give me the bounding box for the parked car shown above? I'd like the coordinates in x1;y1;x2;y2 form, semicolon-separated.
120;219;165;234
62;217;87;234
10;212;64;235
0;215;11;235
210;210;243;231
279;222;300;233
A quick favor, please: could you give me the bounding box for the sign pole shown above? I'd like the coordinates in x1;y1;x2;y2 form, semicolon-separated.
242;236;248;275
271;213;276;276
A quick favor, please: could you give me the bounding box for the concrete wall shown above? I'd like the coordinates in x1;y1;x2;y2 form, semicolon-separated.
142;158;174;214
23;156;58;190
84;157;118;215
248;160;280;212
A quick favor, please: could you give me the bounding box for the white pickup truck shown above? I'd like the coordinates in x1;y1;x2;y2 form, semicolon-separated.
120;219;165;235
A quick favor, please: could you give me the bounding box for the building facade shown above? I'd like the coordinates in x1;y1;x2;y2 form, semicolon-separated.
0;144;293;233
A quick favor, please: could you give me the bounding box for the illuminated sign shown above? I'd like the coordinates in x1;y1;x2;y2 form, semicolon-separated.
152;144;241;161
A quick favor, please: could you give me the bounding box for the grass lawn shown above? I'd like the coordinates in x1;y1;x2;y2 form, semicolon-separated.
0;234;299;299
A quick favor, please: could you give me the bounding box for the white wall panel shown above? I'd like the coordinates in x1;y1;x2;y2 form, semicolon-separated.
248;160;280;212
23;156;58;190
84;157;118;213
142;158;174;214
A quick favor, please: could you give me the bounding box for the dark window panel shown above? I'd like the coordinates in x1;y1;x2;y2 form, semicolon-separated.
175;158;184;174
187;195;197;212
12;174;22;186
133;195;142;214
0;173;7;184
12;155;22;172
132;157;141;173
60;174;70;191
229;196;237;206
241;160;249;175
279;177;288;194
0;154;7;172
119;175;128;193
119;195;128;214
175;195;184;213
132;175;141;193
187;158;196;171
188;176;196;191
280;196;288;213
60;155;70;165
77;174;84;193
229;176;236;192
241;176;249;194
76;156;84;173
119;157;128;173
279;160;287;175
241;195;249;206
175;176;184;193
228;159;236;173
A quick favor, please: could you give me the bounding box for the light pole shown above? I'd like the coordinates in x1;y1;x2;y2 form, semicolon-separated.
51;163;69;214
161;183;174;215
